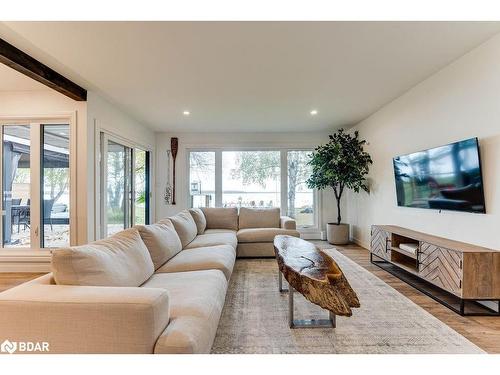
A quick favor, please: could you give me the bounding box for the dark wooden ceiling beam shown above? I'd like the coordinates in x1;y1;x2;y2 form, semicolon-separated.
0;38;87;101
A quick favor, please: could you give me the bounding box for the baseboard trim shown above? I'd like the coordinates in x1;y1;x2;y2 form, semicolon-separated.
352;237;369;250
301;232;323;240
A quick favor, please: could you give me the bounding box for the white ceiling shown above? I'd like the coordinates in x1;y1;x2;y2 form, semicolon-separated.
1;22;500;132
0;62;49;91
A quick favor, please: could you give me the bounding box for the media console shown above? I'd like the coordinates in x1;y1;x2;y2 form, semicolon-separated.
370;225;500;316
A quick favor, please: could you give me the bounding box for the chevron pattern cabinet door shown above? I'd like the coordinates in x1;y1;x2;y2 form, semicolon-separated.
419;242;463;296
371;226;390;260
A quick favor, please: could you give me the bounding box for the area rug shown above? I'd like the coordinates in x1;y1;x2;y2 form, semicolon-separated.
212;248;484;354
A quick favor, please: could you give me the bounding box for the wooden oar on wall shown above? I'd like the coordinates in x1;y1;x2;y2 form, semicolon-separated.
171;137;178;205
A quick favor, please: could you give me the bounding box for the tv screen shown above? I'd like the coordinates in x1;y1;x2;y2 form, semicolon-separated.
393;137;486;213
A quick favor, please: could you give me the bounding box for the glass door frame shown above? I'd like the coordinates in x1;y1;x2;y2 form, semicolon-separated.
98;131;153;239
0;113;77;250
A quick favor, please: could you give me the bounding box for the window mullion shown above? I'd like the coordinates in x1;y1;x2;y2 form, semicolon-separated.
280;150;288;217
30;123;41;248
0;127;3;248
99;133;108;239
145;151;151;224
130;148;136;227
215;150;222;207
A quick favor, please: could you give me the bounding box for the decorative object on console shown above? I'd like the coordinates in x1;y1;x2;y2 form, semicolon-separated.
371;225;500;316
164;150;172;204
307;129;372;245
170;137;178;205
398;243;418;256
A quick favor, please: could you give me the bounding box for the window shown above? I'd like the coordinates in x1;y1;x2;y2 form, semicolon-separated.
41;125;71;248
105;140;130;236
287;150;315;228
222;151;280;208
2;125;32;248
189;151;215;208
1;120;74;249
99;133;151;238
134;148;150;225
187;149;318;230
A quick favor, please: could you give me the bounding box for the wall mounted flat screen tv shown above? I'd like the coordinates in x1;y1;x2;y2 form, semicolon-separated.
393;137;486;213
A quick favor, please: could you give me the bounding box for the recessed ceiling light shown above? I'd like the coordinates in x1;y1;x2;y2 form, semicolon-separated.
310;109;318;116
183;110;190;116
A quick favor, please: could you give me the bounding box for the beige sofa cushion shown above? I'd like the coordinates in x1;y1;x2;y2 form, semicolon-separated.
134;219;182;269
237;228;300;243
204;228;236;234
239;207;280;229
51;228;154;287
169;210;198;247
201;207;238;230
280;216;297;230
237;242;276;257
143;270;227;354
0;274;170;354
189;208;207;234
155;245;236;280
184;231;238;250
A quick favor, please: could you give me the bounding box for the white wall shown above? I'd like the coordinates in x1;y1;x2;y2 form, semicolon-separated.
86;92;156;241
346;33;500;250
154;131;339;235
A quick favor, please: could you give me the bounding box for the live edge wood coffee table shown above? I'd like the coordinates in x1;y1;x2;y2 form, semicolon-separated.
274;235;360;328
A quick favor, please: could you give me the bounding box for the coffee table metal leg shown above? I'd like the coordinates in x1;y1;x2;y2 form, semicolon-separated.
288;285;294;327
279;271;289;293
288;286;336;328
329;310;336;328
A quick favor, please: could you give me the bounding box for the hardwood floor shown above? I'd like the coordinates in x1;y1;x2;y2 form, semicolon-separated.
0;272;45;293
316;241;500;354
0;242;499;353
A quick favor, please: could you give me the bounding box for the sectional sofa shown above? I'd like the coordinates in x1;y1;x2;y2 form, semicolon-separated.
0;207;299;354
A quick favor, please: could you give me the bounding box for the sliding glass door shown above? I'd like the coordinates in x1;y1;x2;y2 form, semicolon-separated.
1;121;73;249
105;140;130;236
41;125;71;247
134;148;150;225
2;125;34;248
100;133;150;238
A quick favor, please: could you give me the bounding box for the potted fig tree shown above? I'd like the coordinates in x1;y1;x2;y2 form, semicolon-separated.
307;129;372;245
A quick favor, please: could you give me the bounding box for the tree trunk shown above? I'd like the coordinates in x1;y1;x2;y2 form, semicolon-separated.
332;184;343;225
336;196;341;225
53;180;68;202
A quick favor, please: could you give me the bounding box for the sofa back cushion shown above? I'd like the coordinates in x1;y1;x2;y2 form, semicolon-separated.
189;208;206;235
51;228;154;287
239;207;280;229
135;219;182;269
201;207;238;231
169;209;198;247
